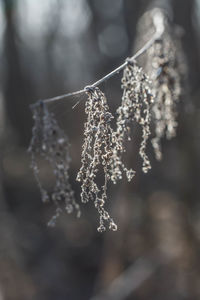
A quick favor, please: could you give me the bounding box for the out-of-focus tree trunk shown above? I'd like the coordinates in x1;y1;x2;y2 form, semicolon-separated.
3;0;33;146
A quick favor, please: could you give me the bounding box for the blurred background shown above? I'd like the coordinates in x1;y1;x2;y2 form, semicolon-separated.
1;0;200;299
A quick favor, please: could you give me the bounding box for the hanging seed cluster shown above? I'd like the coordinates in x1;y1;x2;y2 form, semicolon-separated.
115;61;154;174
29;10;184;232
147;32;182;160
29;102;80;227
76;87;117;232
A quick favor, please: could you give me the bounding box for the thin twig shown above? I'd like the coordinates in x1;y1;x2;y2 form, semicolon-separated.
32;10;165;107
41;90;85;104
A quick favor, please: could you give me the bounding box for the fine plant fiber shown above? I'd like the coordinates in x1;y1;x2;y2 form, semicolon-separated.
47;91;87;121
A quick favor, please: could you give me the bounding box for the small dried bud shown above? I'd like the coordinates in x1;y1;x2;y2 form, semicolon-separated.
109;221;118;231
125;169;136;182
97;224;106;233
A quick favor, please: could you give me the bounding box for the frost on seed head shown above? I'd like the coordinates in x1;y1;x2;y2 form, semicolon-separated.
76;87;117;232
28;101;81;226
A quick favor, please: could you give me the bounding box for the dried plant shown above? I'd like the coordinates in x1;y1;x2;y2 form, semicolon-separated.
29;8;185;232
146;28;182;160
76;87;117;232
28;101;80;226
113;60;154;176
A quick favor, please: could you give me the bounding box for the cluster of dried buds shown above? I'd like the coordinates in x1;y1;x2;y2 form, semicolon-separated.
76;65;154;231
76;86;117;232
146;30;182;160
29;12;184;232
29;101;80;226
115;60;154;175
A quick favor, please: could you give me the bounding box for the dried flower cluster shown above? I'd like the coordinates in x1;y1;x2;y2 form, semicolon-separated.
114;60;153;174
76;87;117;232
146;32;182;160
76;66;153;231
29;101;80;226
29;10;184;232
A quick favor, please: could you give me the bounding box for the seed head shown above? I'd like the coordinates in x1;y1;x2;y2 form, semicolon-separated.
77;87;118;232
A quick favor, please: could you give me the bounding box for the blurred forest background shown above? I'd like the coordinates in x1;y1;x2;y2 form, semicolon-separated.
0;0;200;299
